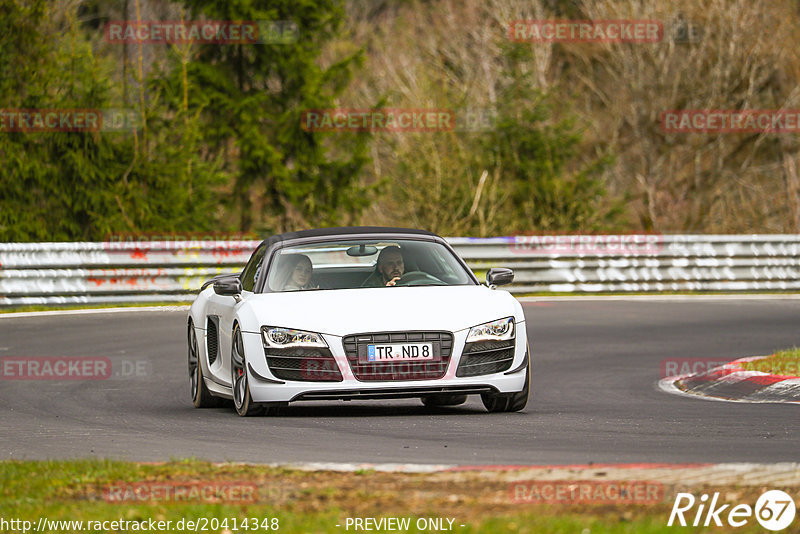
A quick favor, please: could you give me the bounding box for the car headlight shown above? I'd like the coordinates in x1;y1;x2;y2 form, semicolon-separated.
261;327;328;349
466;317;515;343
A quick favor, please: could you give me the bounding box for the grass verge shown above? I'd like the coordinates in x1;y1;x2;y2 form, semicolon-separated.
0;459;788;533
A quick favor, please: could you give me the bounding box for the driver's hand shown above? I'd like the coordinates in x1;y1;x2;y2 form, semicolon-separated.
386;277;401;286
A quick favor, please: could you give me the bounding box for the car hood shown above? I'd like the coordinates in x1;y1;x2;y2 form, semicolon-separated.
241;285;522;337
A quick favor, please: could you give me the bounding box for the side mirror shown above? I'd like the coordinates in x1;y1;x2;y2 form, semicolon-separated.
213;275;242;297
486;268;514;287
201;272;241;292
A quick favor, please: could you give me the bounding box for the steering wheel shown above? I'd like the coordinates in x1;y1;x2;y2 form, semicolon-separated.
394;271;445;286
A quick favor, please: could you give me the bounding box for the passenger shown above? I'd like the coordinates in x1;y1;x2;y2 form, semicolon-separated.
276;254;317;291
362;246;405;287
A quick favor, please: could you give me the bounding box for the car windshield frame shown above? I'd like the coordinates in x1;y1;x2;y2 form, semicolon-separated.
258;235;478;293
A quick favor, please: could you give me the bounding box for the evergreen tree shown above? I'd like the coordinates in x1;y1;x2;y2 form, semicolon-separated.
479;43;624;233
0;0;225;241
174;0;370;233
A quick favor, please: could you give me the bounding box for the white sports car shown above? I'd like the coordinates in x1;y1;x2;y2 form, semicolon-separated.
187;227;530;416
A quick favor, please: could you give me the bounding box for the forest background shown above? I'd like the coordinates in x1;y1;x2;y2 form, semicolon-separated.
2;0;799;241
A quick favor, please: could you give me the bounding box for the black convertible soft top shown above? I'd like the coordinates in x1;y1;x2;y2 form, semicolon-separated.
260;226;439;247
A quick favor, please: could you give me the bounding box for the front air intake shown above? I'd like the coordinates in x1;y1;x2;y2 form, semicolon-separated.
456;339;515;377
263;346;343;382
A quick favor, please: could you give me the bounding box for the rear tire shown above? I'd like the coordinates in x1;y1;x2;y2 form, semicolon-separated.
420;394;467;407
481;347;530;413
189;322;222;408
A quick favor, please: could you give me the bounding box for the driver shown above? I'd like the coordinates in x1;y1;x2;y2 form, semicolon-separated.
362;246;405;287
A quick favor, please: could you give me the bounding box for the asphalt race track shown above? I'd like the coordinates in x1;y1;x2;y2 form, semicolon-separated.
1;299;798;465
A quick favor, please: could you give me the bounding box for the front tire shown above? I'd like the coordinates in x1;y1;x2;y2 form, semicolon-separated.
481;347;530;413
189;322;222;408
231;324;264;417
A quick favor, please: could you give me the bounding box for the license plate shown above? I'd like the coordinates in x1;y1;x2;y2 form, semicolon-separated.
365;343;435;362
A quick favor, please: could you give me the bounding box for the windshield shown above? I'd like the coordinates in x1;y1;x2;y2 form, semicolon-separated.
265;239;475;292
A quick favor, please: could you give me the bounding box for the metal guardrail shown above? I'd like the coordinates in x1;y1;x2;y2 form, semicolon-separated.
0;241;254;307
2;235;800;306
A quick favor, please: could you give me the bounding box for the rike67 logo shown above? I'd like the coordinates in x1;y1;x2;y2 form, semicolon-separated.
668;490;796;531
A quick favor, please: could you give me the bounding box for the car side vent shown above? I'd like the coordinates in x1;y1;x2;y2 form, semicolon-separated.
206;316;220;365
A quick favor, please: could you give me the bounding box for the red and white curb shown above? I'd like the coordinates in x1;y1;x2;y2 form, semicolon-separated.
659;356;800;404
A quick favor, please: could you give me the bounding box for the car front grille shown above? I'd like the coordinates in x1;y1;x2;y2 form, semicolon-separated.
264;347;343;382
342;331;454;381
456;338;516;377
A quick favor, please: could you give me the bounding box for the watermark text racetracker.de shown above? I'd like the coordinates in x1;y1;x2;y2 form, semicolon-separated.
0;517;279;533
660;358;734;378
301;109;455;132
105;231;257;243
300;107;496;133
0;109;140;132
0;357;150;381
509;19;663;43
98;477;387;505
104;20;298;45
511;234;663;255
510;480;664;504
661;357;800;378
102;231;258;252
103;481;258;504
661;110;800;133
